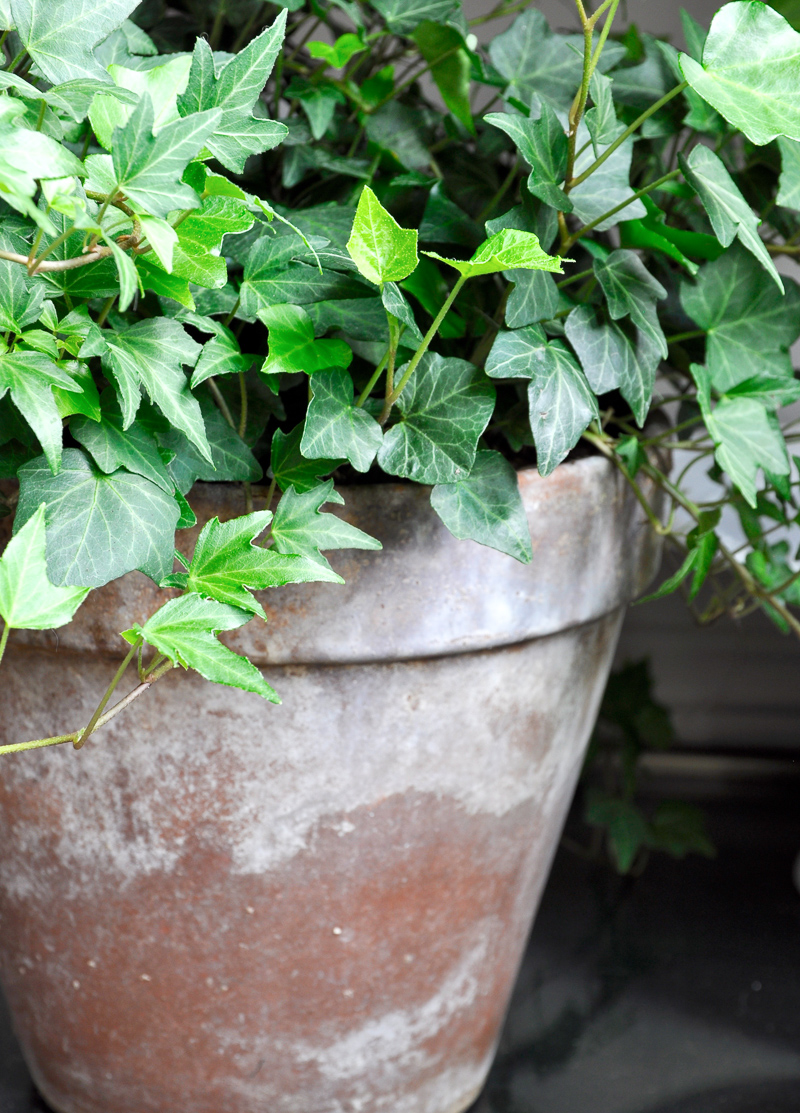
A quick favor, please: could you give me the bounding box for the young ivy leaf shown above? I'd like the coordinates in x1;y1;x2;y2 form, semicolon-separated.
347;186;419;286
679;1;800;146
485;104;571;211
0;503;89;632
177;14;289;174
301;367;383;473
185;511;343;620
270;480;382;574
308;34;366;70
258;305;352;376
11;0;139;85
121;595;279;703
430;450;533;564
111;94;221;219
424;228;564;279
270;425;343;494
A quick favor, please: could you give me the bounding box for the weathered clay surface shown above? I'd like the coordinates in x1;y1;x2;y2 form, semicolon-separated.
0;459;657;1113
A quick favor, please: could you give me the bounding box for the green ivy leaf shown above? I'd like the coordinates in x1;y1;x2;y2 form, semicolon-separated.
177;14;289;173
680;145;783;290
302;367;383;473
680;245;800;390
370;0;457;35
381;282;423;342
430;449;532;563
777;136;800;210
413;21;473;134
593;249;668;359
15;448;179;586
270;479;381;573
364;101;431;171
585;71;625;154
346;185;419;286
489;10;584;110
122;594;279;702
11;0;139;85
239;235;364;320
0;259;47;333
724;374;800;408
190;328;252;388
270;426;342;493
377;352;495;484
185;510;343;620
486;104;571;211
90;55;193;149
706;393;790;507
679;1;800;146
486;323;552;379
257;304;352;377
424;228;563;278
308;34;365;70
585;790;651;874
70;394;174;494
307;298;388;343
0;349;84;473
0;503;89;631
569;131;646;231
285;78;345;140
111;93;221;219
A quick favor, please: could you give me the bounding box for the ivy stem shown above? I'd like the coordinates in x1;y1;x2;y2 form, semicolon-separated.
665;328;706;344
207;376;237;430
356;346;391;407
238;371;248;439
381;274;469;417
476;154;519;225
223;296;241;327
28;225;75;274
564;0;595;191
74;639;141;750
379;313;401;425
567;82;688;190
562;169;681;252
0;621;9;668
96;295;116;328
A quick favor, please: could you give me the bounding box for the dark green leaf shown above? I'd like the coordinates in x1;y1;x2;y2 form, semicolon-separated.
370;0;457;35
593;249;668;359
71;396;174;494
301;367;383;473
486;104;571;211
0;349;83;473
413;20;473;133
270;425;342;493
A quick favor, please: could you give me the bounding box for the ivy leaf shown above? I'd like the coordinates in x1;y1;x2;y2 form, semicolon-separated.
413;21;473;134
430;449;532;563
239;235;364;320
11;0;139;85
270;426;342;494
15;448;179;586
424;228;563;279
308;34;365;70
365;101;432;171
101;319;210;463
569;131;646;231
138;214;178;272
486;323;553;379
0;503;89;631
707;396;790;507
679;1;800;146
724;374;800;408
70;395;174;494
777;136;800;211
301;367;383;473
121;595;279;702
680;145;783;291
585;72;625;155
177;15;289;173
111;93;221;219
381;281;423;342
526;342;598;477
680;245;800;390
307;297;388;343
370;0;457;35
89;54;193;149
0;259;47;333
347;185;419;286
489;10;584;110
270;480;381;573
190;328;252;388
285;78;345;140
185;511;343;620
486;104;572;211
167;196;255;290
256;304;352;380
0;349;84;473
377;352;495;484
565;304;661;426
593;249;668;359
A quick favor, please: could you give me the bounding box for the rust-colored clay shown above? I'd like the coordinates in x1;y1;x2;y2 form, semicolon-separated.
0;459;658;1113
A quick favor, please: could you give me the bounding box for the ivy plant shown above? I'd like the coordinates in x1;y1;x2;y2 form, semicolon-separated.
2;0;800;756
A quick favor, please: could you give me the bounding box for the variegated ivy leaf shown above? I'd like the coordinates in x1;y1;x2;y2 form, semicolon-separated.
431;450;532;563
679;1;800;146
270;480;382;574
0;349;84;473
485;104;571;212
592;250;668;361
177;13;289;174
347;186;419;286
89;55;193;150
0;504;89;631
11;0;139;85
122;595;279;703
302;367;383;473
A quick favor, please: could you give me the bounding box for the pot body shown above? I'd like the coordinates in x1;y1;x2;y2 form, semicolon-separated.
0;458;658;1113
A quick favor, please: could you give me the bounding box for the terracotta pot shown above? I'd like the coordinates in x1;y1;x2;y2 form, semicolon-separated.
0;457;659;1113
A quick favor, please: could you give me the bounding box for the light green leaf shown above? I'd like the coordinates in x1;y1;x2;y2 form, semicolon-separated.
381;282;423;342
347;185;419;286
371;0;456;35
679;1;800;145
101;319;210;462
258;304;353;376
136;256;194;308
302;367;383;473
122;594;279;702
0;503;88;630
430;449;532;562
680;144;783;290
565;304;661;426
0;349;83;473
724;374;800;408
708;396;790;507
89;54;192;149
15;447;179;586
413;20;473;133
190;328;252;388
70;395;174;493
270;479;381;573
270;425;342;494
424;228;563;279
308;33;365;70
177;14;289;173
486;105;571;211
138;214;178;272
11;0;138;85
777;136;800;210
593;249;668;359
0;121;85;190
104;236;139;313
526;340;598;477
377;352;495;484
0;258;47;333
186;510;342;620
585;71;625;155
680;245;800;390
112;93;221;220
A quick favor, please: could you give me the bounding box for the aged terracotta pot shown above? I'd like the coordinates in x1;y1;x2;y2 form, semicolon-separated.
0;456;659;1113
